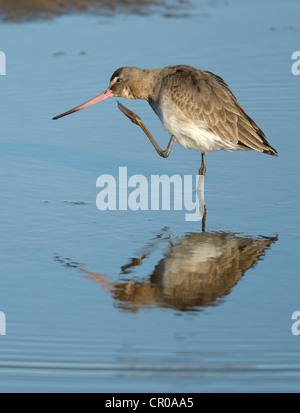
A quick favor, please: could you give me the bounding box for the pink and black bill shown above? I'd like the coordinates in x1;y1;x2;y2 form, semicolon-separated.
52;88;113;120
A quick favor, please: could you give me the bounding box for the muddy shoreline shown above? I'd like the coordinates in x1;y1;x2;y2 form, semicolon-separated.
0;0;190;22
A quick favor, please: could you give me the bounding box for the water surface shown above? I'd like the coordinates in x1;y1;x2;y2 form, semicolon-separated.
0;0;300;392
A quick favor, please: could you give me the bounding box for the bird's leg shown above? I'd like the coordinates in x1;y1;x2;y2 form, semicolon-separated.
117;101;175;158
199;152;206;176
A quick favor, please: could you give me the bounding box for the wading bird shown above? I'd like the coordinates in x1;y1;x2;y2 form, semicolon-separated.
53;65;277;175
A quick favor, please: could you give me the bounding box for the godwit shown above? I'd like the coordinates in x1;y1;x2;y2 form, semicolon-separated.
53;65;278;175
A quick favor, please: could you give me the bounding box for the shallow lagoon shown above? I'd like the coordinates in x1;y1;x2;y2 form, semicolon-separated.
0;0;300;392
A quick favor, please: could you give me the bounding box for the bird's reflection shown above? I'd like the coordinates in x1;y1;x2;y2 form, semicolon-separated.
55;229;277;312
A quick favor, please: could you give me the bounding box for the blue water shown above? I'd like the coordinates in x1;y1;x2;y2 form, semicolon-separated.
1;0;300;392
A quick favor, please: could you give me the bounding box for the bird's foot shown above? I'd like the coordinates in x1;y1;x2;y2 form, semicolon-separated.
117;101;141;126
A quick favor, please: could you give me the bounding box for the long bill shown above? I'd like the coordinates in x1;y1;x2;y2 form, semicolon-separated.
52;88;114;120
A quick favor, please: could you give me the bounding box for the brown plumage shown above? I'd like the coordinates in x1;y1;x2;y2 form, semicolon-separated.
53;65;278;175
55;231;277;312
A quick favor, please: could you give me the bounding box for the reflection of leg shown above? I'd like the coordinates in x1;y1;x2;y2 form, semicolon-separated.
169;235;175;247
118;101;175;158
202;205;207;232
121;255;148;274
197;168;206;230
199;152;206;176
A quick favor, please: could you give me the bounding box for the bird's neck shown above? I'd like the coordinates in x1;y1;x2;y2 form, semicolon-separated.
130;68;162;101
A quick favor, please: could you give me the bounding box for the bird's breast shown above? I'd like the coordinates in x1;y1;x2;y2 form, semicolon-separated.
148;96;244;153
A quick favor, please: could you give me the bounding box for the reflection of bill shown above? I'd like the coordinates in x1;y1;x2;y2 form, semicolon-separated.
0;311;6;336
55;231;277;312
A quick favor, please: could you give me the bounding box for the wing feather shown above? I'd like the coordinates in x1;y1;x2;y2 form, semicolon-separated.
162;66;277;155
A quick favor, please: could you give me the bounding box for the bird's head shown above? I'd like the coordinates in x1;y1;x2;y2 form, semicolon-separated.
108;67;148;100
52;67;148;120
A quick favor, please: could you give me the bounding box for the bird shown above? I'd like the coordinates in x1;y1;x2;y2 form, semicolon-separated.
53;65;278;175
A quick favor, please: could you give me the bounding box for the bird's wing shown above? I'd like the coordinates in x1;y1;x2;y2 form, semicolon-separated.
163;67;277;155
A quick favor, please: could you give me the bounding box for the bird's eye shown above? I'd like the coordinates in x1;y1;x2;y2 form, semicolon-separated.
116;77;122;83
